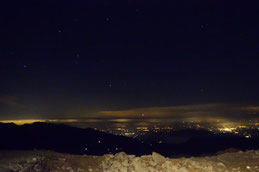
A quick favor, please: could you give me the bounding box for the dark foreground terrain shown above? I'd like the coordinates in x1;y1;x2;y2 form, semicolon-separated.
0;150;259;172
0;122;151;156
0;122;259;157
1;122;259;171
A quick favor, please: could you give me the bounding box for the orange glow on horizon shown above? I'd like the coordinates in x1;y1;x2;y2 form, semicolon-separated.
0;119;45;125
0;119;79;125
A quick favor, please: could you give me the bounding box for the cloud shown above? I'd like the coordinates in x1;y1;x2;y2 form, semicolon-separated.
98;103;259;119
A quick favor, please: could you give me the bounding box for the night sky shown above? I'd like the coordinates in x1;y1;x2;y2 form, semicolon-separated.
0;0;258;120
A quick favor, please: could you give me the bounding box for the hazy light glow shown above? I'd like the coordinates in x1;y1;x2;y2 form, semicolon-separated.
0;119;79;125
99;103;259;119
0;119;46;125
110;119;132;123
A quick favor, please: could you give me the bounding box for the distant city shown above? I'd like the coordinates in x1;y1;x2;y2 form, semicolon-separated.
1;118;258;139
92;119;259;139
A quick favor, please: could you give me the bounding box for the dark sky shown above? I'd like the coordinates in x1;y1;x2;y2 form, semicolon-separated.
0;0;259;120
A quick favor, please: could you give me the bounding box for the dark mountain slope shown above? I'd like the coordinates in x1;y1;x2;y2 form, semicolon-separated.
0;122;152;156
137;129;259;157
1;122;259;157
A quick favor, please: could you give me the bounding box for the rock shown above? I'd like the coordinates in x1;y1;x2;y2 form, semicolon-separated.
162;161;179;171
122;159;129;166
217;162;225;167
128;155;136;159
178;167;189;172
120;166;128;172
132;158;148;172
58;158;66;161
110;161;121;169
148;166;157;172
116;152;127;161
4;149;252;172
152;152;166;164
149;159;157;166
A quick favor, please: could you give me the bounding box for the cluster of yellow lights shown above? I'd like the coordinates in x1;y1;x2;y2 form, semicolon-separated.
136;126;149;131
218;127;236;132
245;135;252;139
238;125;248;128
154;126;160;130
125;132;135;136
116;127;127;131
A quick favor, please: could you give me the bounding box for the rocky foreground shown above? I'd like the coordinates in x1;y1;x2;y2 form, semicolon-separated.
0;150;259;172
